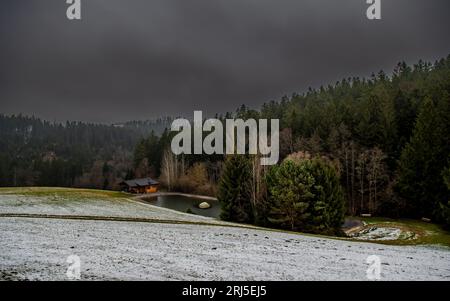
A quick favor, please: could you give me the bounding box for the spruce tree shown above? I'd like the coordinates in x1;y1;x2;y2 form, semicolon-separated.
308;158;346;235
441;164;450;229
217;155;253;223
397;95;450;219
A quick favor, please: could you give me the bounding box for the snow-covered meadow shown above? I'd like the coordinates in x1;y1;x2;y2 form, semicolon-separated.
0;188;449;281
0;188;234;226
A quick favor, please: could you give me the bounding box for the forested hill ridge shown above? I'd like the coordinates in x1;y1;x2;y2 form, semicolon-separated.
236;55;450;220
113;117;174;136
0;115;171;189
1;55;449;227
133;55;450;227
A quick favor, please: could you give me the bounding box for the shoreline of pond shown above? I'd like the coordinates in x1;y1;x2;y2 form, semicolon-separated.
134;191;218;201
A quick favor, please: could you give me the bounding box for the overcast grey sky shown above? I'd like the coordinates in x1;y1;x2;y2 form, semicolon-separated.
1;0;449;123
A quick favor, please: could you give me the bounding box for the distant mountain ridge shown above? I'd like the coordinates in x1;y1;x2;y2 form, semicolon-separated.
113;117;174;136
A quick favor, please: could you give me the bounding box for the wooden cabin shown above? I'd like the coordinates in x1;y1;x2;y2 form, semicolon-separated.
119;177;159;194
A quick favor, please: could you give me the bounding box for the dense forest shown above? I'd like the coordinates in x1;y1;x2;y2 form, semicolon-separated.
1;55;449;231
0;116;170;189
133;55;450;231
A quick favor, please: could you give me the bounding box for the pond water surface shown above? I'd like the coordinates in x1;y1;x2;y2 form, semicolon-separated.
142;195;221;218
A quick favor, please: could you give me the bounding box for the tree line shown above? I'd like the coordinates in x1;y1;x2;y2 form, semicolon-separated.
1;54;449;233
132;55;450;231
0;115;169;190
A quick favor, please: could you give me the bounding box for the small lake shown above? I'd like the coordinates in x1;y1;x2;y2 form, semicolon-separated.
142;194;221;218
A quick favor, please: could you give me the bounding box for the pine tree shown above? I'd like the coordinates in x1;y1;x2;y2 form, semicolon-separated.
133;139;147;168
266;155;346;234
397;95;450;219
440;164;450;229
308;158;346;235
266;160;315;231
217;155;253;223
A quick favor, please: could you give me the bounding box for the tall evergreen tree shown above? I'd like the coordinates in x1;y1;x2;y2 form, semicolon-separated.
266;160;315;231
440;163;450;229
267;155;345;234
308;158;346;235
397;95;450;219
217;155;253;223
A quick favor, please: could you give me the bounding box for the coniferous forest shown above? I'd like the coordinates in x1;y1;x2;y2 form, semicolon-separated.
1;56;450;233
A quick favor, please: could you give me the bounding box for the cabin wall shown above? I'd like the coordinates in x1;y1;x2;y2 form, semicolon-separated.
128;185;158;194
146;186;158;193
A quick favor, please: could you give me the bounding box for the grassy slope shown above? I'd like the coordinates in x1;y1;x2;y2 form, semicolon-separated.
1;187;449;247
0;187;129;199
355;217;450;247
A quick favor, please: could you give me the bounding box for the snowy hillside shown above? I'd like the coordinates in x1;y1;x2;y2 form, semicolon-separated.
0;188;449;281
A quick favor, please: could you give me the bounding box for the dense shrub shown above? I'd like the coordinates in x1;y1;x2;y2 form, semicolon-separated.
178;162;216;196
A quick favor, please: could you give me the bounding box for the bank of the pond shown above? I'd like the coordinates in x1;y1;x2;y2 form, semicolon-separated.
137;192;217;201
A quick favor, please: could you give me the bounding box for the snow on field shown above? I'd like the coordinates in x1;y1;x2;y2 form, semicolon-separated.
1;217;449;281
352;227;403;241
0;189;449;281
0;192;229;225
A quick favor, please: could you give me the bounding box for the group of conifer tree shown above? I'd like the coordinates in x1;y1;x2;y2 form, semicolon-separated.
217;55;450;232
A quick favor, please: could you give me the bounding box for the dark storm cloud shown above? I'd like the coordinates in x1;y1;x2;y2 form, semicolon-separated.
1;0;449;123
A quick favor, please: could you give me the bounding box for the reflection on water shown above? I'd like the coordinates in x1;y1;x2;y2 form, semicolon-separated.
142;195;221;218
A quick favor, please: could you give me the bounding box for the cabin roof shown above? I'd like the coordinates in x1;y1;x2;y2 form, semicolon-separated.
120;177;159;187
